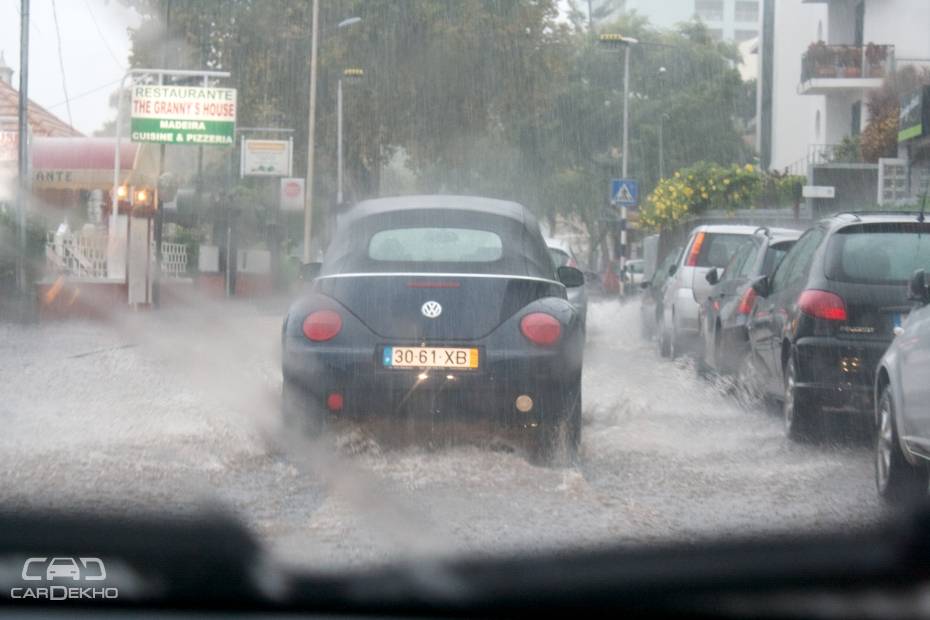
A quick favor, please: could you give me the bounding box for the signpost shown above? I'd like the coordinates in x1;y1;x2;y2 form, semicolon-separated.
130;85;237;146
240;138;292;177
280;177;305;212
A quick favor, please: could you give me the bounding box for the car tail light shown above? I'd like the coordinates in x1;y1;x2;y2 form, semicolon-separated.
326;392;344;412
798;289;847;321
302;310;342;341
737;287;757;315
686;231;705;267
520;312;561;346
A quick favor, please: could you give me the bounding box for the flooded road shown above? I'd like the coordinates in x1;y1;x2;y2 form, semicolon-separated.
0;298;886;570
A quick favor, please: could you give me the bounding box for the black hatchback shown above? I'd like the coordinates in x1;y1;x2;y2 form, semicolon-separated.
746;213;930;441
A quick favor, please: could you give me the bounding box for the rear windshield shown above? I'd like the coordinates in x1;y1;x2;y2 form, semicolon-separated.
692;233;751;268
825;223;930;284
368;227;503;263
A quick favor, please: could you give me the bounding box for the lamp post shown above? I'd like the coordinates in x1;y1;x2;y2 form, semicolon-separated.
303;12;362;264
598;33;638;295
337;68;364;207
658;66;667;180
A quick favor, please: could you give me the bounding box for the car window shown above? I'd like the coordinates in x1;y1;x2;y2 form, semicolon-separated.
721;240;757;282
771;229;824;292
825;224;930;284
368;227;503;262
653;248;682;287
549;248;571;267
762;240;796;277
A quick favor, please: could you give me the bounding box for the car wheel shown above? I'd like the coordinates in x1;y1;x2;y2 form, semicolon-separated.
783;355;821;442
533;374;581;467
669;315;681;360
282;377;325;437
876;387;928;505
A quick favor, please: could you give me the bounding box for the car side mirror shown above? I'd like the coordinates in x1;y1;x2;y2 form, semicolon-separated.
908;268;930;304
557;265;585;288
668;264;678;276
300;261;323;282
705;268;720;285
750;275;770;298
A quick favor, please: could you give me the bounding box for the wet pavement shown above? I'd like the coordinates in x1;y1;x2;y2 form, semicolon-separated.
0;297;887;571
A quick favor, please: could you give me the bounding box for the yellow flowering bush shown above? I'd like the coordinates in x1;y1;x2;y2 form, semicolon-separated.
640;162;803;230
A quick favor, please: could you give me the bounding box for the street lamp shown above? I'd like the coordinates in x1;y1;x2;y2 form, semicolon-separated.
598;33;638;294
337;68;364;206
657;66;667;180
303;10;363;263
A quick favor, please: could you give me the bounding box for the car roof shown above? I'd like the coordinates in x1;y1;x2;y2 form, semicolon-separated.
347;195;527;223
690;224;769;235
822;211;930;228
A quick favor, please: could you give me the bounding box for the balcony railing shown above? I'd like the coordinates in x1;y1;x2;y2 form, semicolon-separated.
801;43;894;83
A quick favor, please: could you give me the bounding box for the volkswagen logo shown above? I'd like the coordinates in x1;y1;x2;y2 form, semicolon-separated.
421;301;442;318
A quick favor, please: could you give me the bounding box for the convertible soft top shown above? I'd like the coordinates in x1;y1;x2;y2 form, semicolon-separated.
321;195;556;279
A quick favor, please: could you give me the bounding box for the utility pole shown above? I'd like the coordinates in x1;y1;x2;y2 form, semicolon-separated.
336;76;343;207
303;0;320;264
16;0;30;300
152;0;171;308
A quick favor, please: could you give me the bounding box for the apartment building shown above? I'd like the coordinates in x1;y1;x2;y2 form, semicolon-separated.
616;0;760;43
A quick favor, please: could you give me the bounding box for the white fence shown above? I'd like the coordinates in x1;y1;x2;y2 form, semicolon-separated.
46;232;189;279
45;232;108;279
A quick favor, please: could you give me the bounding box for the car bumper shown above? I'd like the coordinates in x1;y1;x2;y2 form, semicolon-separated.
793;336;891;414
283;341;577;425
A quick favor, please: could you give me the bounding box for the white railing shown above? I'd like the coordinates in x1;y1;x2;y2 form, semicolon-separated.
45;231;108;279
153;241;189;278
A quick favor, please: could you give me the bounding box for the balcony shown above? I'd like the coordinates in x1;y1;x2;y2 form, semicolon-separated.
799;43;893;95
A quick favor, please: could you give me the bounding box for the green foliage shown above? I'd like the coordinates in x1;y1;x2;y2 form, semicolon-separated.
641;162;804;230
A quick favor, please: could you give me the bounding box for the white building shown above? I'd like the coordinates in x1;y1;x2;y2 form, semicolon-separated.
617;0;760;43
759;0;930;172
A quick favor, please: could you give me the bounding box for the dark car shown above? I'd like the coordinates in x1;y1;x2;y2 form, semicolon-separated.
746;213;930;441
281;195;586;462
639;247;682;341
874;268;930;504
697;228;800;376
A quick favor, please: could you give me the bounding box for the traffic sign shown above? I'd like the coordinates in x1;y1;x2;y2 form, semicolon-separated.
280;177;305;212
611;178;638;206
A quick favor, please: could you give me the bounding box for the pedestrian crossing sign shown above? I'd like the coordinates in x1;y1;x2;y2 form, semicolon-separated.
611;178;638;206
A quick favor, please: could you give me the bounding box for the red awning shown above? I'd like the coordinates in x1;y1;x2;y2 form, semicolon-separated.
31;137;153;191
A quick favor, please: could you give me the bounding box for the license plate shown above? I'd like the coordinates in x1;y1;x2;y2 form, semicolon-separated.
382;346;479;369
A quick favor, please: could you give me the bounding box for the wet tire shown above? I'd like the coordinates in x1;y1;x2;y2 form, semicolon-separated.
656;318;671;358
533;375;582;467
783;355;821;442
876;388;928;505
282;377;325;437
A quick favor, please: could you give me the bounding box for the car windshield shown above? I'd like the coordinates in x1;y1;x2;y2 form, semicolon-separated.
3;0;929;606
825;224;930;284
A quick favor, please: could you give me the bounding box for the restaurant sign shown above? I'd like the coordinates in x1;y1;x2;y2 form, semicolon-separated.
131;85;237;146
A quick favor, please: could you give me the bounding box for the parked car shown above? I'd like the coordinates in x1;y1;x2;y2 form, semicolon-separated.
281;196;586;463
546;238;588;328
697;227;800;376
874;268;930;504
624;259;645;288
658;225;763;358
746;213;930;442
639;247;683;341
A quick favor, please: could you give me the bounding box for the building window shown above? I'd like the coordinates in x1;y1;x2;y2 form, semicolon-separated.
851;101;862;136
734;1;759;23
735;29;757;42
696;0;724;22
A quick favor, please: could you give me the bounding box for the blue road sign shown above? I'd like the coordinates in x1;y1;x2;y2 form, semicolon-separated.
610;178;638;206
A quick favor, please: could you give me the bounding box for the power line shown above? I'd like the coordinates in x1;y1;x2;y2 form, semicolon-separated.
82;0;124;69
47;77;122;109
50;0;73;128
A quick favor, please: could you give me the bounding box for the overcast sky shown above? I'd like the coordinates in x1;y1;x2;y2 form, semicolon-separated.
0;0;140;135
